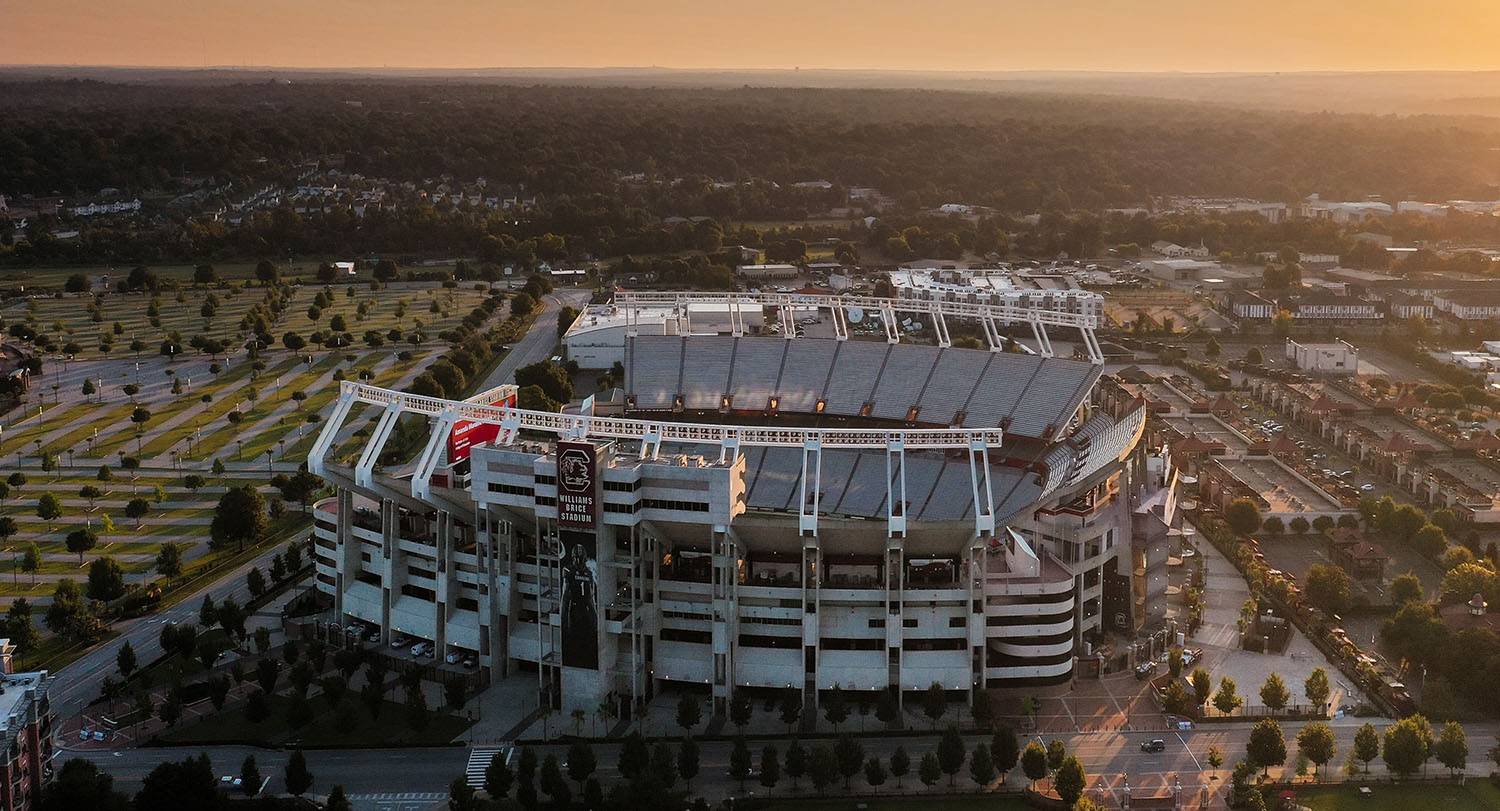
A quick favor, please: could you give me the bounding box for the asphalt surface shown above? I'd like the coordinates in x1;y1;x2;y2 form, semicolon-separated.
478;288;592;391
50;538;301;720
70;719;1500;807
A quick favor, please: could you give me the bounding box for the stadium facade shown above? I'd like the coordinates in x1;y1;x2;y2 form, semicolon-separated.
308;292;1173;719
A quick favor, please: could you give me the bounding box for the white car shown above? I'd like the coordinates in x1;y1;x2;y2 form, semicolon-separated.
1361;483;1376;491
390;635;408;649
410;642;427;656
446;651;461;665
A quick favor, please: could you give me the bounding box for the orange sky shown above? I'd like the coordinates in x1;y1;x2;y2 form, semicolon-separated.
6;0;1500;72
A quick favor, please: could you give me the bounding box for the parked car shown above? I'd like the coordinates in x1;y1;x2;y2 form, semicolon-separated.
1141;739;1166;753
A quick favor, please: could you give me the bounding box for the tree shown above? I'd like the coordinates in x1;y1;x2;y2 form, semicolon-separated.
889;746;910;787
210;485;267;552
240;755;261;796
922;682;947;727
875;689;899;727
1382;715;1434;778
125;497;150;527
448;778;477;811
618;733;649;780
778;690;802;732
1354;722;1381;773
937;724;966;786
833;734;863;789
969;743;996;787
730;736;754;790
808;745;837;795
1306;564;1352;615
674;691;701;733
761;745;782;793
1020;741;1048;785
1413;523;1448;559
1297;722;1336;778
1246;718;1287;775
1055;756;1086;807
65;526;98;564
676;737;699;789
1225;498;1261;535
46;579;97;640
485;750;513;800
155;542;183;581
919;751;942;788
39;758;129;811
511;292;536;317
991;726;1020;781
1046;738;1067;772
565;741;596;789
1214;676;1243;715
134;754;218;811
247;567;266;597
1289;516;1310;535
1304;668;1331;712
1259;673;1290;712
116;641;137;678
284;750;313;796
1191;668;1212;706
4;600;38;653
17;539;37;584
785;740;806;789
1263;516;1284;535
823;687;849;730
36;493;62;529
1434;720;1468;775
87;557;124;601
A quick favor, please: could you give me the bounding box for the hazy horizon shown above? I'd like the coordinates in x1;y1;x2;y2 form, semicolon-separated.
7;1;1500;73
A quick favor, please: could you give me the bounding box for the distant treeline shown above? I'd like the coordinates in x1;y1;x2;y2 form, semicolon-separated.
3;80;1500;207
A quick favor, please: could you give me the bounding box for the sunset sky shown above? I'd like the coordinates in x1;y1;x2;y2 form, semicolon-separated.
7;0;1500;72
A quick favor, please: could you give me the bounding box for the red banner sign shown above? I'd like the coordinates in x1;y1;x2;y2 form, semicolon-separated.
446;392;517;463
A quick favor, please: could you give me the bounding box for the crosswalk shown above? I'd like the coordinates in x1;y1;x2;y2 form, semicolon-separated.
346;792;448;810
464;746;512;788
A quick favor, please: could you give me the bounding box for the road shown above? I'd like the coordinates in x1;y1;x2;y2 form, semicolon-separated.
50;537;299;720
71;718;1500;808
478;289;591;391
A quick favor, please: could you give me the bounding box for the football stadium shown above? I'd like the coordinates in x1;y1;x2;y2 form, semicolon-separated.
307;291;1171;720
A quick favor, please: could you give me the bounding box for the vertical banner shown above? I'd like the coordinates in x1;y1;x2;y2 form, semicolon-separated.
557;441;599;669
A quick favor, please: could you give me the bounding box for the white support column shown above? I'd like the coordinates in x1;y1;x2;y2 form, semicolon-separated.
411;409;459;501
831;303;848;341
798;437;823;537
931;306;952;348
730;297;744;338
718;435;741;466
309;387;358;477
1030;317;1054;358
1080;326;1104;364
781;304;796;340
966;438;997;537
981;314;1003;352
355;400;404;489
885;438;907;538
640;426;662;460
881;304;899;343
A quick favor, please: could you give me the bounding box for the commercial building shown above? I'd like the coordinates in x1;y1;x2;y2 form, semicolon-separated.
308;294;1169;721
1285;339;1359;376
0;653;54;811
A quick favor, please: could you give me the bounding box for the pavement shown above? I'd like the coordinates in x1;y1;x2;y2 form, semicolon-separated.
67;718;1500;811
477;288;591;391
47;536;305;720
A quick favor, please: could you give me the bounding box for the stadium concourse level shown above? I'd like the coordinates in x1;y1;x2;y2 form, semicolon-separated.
623;335;1102;440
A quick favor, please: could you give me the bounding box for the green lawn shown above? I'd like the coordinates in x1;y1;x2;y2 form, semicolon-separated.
1292;782;1500;811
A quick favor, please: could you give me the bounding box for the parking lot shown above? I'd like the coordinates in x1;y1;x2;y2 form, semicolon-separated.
1232;457;1343;512
337;620;481;671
